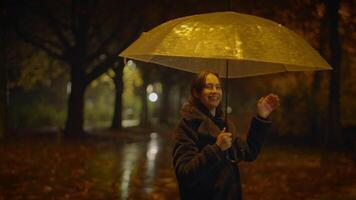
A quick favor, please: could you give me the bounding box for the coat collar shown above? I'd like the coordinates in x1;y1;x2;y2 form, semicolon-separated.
180;102;236;138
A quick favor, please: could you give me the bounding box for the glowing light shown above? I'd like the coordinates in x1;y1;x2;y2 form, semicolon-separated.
227;106;232;114
66;82;71;94
146;84;154;93
150;132;158;139
127;60;136;70
148;92;158;102
99;54;107;60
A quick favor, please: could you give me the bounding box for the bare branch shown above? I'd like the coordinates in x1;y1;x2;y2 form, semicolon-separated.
86;23;122;64
85;55;117;85
86;1;143;64
14;25;65;60
87;11;114;40
22;1;72;49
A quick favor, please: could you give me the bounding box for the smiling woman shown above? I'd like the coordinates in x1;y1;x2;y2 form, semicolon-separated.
172;70;280;200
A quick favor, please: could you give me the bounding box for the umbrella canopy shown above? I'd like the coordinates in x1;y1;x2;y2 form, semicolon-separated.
119;11;331;78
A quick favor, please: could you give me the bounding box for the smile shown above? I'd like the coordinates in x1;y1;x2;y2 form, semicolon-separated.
208;96;220;101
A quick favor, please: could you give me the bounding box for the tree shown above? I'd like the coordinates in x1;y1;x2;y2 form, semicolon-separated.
110;61;124;130
159;69;174;125
325;0;342;147
159;68;189;125
308;1;329;145
0;8;14;139
139;66;151;127
0;37;7;139
5;0;143;137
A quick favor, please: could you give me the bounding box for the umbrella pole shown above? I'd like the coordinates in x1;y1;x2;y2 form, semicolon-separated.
225;60;229;125
225;60;237;163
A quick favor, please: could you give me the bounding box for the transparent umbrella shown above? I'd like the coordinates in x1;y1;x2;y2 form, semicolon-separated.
119;11;331;78
119;10;331;121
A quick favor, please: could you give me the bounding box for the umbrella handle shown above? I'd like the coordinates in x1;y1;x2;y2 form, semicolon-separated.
226;148;238;163
223;124;238;163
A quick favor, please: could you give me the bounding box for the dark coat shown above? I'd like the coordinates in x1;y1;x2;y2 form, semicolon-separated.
172;103;272;200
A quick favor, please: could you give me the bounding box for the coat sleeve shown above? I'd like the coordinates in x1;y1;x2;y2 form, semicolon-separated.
172;120;224;188
233;116;272;162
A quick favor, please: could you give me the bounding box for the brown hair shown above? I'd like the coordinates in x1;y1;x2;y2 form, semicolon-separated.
188;71;224;117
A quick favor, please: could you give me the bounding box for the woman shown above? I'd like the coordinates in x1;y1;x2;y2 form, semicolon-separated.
172;71;280;200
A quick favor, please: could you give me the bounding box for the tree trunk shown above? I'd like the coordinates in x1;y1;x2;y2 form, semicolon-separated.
160;78;171;125
137;67;152;127
140;77;149;127
0;59;6;140
308;71;323;144
325;0;342;147
111;65;124;130
309;13;328;145
0;28;7;139
64;67;86;138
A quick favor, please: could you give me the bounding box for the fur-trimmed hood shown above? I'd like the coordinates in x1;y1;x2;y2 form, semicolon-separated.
180;102;237;139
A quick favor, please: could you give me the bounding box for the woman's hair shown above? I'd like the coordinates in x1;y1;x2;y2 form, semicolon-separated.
188;70;224;117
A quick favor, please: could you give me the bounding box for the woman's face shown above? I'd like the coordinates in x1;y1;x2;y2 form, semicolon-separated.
197;73;222;110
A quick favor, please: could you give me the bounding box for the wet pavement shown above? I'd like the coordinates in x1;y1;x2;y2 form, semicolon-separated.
89;131;179;200
0;127;180;199
1;127;355;200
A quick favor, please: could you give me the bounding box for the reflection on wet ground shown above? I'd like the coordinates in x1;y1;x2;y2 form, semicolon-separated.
112;131;177;199
87;130;179;199
1;127;355;199
0;128;180;199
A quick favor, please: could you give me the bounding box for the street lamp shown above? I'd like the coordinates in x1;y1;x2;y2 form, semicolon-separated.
148;92;158;102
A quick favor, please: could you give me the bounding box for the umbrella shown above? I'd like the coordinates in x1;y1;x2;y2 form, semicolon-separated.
119;10;331;125
119;11;331;78
119;11;331;162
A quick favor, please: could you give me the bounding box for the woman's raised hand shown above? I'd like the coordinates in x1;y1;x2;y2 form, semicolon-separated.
257;93;280;119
